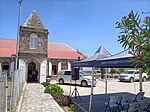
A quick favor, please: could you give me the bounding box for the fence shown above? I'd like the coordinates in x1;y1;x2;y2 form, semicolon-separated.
0;69;25;112
10;69;25;110
0;72;7;112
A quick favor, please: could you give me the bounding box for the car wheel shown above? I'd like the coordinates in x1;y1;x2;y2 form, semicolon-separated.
59;79;64;84
130;77;134;83
81;81;87;87
119;79;122;82
142;77;146;82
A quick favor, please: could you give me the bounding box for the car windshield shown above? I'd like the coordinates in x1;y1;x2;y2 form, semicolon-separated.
123;71;135;74
80;71;89;76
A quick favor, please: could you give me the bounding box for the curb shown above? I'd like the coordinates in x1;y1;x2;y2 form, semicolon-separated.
42;84;64;112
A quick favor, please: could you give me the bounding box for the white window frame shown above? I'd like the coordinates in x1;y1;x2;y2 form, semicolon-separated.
29;33;38;49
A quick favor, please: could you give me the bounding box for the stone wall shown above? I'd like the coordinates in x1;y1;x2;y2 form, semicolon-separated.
0;57;14;64
19;52;47;60
19;26;48;55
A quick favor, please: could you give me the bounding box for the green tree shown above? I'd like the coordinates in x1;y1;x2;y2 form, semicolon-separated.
111;68;116;73
116;10;150;74
118;68;124;73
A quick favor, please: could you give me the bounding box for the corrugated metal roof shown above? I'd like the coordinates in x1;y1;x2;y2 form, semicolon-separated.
0;38;84;59
48;42;75;52
48;50;84;59
0;38;16;57
0;38;16;48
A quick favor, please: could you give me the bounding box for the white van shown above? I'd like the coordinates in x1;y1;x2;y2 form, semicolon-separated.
119;70;148;82
56;70;97;87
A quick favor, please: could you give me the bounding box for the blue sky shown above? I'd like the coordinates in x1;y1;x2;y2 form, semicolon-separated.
0;0;150;56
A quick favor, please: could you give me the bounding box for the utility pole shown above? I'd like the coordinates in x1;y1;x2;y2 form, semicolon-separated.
15;0;22;70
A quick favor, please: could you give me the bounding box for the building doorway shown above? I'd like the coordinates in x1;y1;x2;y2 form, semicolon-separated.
2;64;9;77
52;65;57;75
28;61;38;82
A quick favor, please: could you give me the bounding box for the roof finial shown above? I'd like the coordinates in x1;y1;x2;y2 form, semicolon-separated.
32;10;36;13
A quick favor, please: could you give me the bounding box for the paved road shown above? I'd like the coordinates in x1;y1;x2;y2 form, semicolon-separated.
20;83;64;112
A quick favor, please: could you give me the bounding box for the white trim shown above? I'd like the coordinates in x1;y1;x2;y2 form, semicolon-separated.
68;62;71;70
49;62;52;76
58;62;61;72
40;60;47;83
19;60;26;82
9;61;14;78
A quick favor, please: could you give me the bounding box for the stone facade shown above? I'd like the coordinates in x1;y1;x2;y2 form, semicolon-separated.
19;26;48;54
23;10;45;29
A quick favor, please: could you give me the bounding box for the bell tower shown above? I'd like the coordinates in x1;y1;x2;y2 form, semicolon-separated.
19;10;49;59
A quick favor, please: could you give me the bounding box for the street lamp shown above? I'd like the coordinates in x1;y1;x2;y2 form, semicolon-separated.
15;0;22;70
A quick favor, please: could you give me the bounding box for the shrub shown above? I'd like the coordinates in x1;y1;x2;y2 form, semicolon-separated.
53;94;71;106
69;103;75;111
44;84;64;96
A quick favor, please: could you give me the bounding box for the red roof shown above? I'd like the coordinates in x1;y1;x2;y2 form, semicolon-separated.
48;42;84;59
0;38;16;57
0;38;84;59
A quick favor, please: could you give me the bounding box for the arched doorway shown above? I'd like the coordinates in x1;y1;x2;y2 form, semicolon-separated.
28;61;38;82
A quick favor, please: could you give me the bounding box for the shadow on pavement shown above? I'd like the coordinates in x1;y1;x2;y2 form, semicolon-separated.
56;83;94;88
71;92;150;112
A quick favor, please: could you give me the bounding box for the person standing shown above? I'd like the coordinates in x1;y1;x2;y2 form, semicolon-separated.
32;70;36;80
35;69;38;80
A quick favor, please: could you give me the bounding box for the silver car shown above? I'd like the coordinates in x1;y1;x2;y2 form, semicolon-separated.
119;70;148;82
56;70;97;87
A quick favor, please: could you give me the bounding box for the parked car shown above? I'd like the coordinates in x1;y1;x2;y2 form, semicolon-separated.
119;70;148;82
57;70;97;86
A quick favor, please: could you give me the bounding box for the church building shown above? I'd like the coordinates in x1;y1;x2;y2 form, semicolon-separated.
0;10;85;83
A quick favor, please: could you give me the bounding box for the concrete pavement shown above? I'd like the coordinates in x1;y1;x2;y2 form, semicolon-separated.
19;83;64;112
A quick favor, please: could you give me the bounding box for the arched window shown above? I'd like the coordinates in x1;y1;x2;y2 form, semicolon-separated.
29;33;38;49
